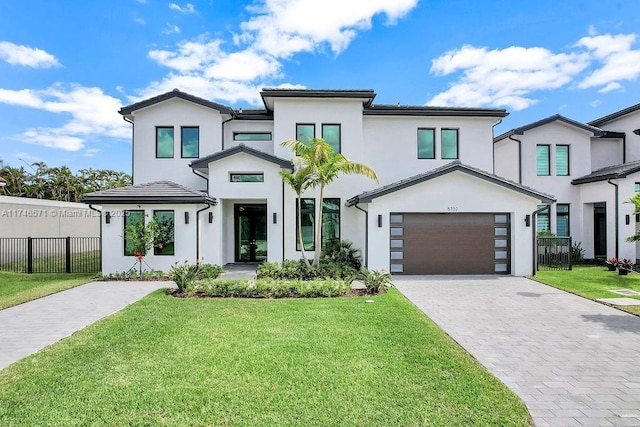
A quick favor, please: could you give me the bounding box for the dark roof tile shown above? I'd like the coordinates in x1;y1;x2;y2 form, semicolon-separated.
82;181;215;204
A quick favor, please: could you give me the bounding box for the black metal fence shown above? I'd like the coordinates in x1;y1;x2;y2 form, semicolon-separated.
0;237;101;273
537;236;572;271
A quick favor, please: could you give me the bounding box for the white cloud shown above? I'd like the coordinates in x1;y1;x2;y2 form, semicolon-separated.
133;13;146;25
0;84;128;151
148;38;223;73
162;23;181;35
428;45;590;110
0;41;60;68
576;33;640;90
169;2;196;14
83;148;103;157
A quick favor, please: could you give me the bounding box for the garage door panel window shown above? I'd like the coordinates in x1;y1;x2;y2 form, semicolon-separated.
390;227;403;236
390;251;403;260
495;239;508;248
495;263;508;273
390;214;403;224
390;264;403;273
390;239;403;249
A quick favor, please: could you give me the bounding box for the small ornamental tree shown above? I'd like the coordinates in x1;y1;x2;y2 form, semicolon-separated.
125;216;173;276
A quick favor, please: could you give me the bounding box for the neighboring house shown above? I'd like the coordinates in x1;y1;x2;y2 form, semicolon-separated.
84;88;554;275
494;103;640;261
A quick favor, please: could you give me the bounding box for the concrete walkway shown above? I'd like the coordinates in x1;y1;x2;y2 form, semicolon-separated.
394;276;640;427
0;281;167;371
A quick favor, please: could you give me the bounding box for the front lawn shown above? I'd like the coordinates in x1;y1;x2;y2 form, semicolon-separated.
0;289;530;426
0;272;93;310
535;265;640;315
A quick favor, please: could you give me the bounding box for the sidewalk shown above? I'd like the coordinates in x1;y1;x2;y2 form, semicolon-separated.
0;281;167;371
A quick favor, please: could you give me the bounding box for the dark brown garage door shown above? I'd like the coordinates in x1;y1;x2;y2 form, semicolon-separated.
389;213;510;275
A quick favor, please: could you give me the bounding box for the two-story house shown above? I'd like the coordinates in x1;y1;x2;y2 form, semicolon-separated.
83;88;554;275
494;102;640;261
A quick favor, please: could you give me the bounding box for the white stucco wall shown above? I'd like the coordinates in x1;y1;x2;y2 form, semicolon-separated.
363;171;541;276
493;138;520;182
130;98;224;190
0;196;100;238
595;110;640;162
591;137;624;171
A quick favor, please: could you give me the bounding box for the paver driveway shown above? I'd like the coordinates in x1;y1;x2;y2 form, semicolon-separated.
0;281;167;371
394;276;640;427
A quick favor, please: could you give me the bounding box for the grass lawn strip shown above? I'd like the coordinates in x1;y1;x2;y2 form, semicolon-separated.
0;289;530;426
535;265;640;315
0;272;93;310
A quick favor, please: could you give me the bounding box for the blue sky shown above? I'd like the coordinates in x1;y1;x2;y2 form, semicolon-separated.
1;0;639;174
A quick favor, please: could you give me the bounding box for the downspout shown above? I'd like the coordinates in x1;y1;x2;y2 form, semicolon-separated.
89;204;103;272
531;205;550;276
353;202;369;267
622;134;627;164
508;135;523;184
607;179;619;259
123;116;134;184
492;119;502;174
282;181;285;262
221;113;235;151
196;202;214;261
192;168;209;193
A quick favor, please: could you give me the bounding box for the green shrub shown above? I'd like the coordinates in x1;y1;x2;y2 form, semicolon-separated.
168;261;200;293
357;269;393;294
197;263;224;279
191;278;350;298
321;240;362;270
257;259;357;281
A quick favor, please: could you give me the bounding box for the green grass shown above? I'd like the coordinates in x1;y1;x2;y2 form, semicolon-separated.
535;265;640;315
0;289;530;426
0;272;93;309
0;250;100;274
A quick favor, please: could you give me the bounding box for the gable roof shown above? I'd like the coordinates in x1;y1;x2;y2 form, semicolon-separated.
572;161;640;185
190;144;293;170
119;89;234;116
494;114;605;142
364;105;508;118
260;88;376;110
346;161;555;206
588;102;640;127
82;181;215;204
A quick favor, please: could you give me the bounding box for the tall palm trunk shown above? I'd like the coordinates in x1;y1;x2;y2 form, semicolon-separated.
297;196;311;267
312;183;325;266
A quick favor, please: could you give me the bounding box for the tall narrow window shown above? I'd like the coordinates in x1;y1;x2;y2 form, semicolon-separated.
123;210;144;256
441;129;459;159
296;198;315;251
417;128;435;159
556;204;570;237
156;127;174;158
556;145;569;176
296;124;315;144
153;210;175;255
181;127;199;158
322;124;341;153
635;182;640;192
536;205;550;233
322;198;340;246
536;145;550;176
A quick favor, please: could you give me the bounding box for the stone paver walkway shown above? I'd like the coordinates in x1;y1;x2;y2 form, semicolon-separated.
394;276;640;427
0;281;167;371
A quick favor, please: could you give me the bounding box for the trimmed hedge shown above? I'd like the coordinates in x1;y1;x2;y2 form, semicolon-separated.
190;278;350;298
257;259;357;281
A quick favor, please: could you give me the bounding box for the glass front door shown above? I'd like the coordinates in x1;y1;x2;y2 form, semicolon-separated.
593;205;607;258
234;204;267;262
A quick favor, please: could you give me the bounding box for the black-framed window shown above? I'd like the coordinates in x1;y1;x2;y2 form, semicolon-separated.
233;132;272;141
635;182;640;192
296;123;315;143
295;198;341;251
181;127;199;158
417;128;435;159
124;210;144;256
556;204;570;237
537;204;550;233
536;145;550;176
156;127;174;158
441;128;459;159
230;173;264;182
322;124;340;153
556;145;569;176
153;210;175;255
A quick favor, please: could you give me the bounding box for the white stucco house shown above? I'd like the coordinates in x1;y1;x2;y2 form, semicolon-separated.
84;88;556;275
494;102;640;262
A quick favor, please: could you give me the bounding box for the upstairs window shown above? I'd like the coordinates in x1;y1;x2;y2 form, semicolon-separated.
322;124;341;153
181;127;199;158
417;128;435;159
156;127;174;158
556;204;570;237
296;124;315;143
441;129;459;159
230;173;264;182
233;132;272;141
555;145;569;176
536;145;550;176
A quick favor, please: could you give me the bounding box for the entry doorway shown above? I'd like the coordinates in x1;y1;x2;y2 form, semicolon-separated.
593;204;607;258
234;204;267;262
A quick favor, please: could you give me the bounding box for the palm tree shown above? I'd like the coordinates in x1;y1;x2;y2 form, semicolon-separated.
280;167;312;267
282;138;379;266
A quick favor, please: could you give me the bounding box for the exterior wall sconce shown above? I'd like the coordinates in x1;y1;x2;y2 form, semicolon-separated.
105;211;111;224
185;212;190;224
525;214;531;227
626;214;630;225
273;213;277;224
377;214;382;227
208;212;213;223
